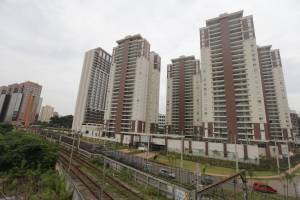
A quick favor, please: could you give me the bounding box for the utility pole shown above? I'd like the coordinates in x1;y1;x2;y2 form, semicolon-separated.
68;131;76;172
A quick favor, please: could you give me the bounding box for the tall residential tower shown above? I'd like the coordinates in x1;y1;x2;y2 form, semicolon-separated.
105;34;160;143
200;11;267;143
166;56;202;135
257;46;292;141
72;47;111;136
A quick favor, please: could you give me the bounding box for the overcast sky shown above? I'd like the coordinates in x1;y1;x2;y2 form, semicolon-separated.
0;0;299;115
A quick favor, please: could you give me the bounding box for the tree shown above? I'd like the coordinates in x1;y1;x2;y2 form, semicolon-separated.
0;123;13;134
0;132;58;173
49;115;73;129
0;131;71;199
31;170;72;200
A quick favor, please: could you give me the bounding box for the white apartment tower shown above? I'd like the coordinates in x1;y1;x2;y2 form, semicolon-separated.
166;56;202;135
39;105;54;122
200;11;267;143
257;46;292;141
72;47;112;133
105;34;160;142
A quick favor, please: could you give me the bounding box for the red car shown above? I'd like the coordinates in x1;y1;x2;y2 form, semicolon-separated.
253;182;277;193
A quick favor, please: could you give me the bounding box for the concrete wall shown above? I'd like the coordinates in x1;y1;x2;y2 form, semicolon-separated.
152;137;165;145
81;124;103;138
164;138;260;163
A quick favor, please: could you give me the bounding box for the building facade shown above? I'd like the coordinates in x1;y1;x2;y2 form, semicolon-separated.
166;56;201;135
0;81;42;126
158;113;165;134
257;46;292;141
35;97;43;121
39;105;55;122
290;110;299;140
200;11;267;143
104;34;160;142
72;47;112;136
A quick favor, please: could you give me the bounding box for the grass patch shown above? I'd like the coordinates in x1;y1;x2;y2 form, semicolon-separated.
154;154;278;177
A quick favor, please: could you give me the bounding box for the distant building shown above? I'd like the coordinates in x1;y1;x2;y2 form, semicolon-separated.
166;56;201;135
105;34;161;143
0;81;42;127
39;105;55;122
72;47;112;138
158;113;165;134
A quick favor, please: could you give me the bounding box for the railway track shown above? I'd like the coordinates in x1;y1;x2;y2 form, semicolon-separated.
58;151;114;200
59;147;145;200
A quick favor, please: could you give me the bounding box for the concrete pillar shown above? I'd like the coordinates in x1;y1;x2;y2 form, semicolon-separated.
223;143;228;157
243;144;248;160
189;140;192;153
266;143;271;158
205;141;208;156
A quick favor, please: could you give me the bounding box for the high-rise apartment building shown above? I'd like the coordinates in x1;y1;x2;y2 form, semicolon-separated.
257;46;292;141
72;47;111;134
200;11;267;143
39;105;55;122
105;34;160;142
0;81;42;126
290;110;299;139
166;56;201;135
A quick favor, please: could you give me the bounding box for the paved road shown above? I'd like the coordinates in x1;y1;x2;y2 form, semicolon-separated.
247;175;300;197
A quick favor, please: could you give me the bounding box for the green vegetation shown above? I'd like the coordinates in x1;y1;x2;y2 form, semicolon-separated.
0;123;14;133
90;158;169;200
159;150;300;172
153;153;278;177
81;136;128;150
49;115;73;128
0;129;71;199
34;115;73;129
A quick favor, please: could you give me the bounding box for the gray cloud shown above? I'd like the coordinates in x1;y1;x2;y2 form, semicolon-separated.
0;0;300;115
